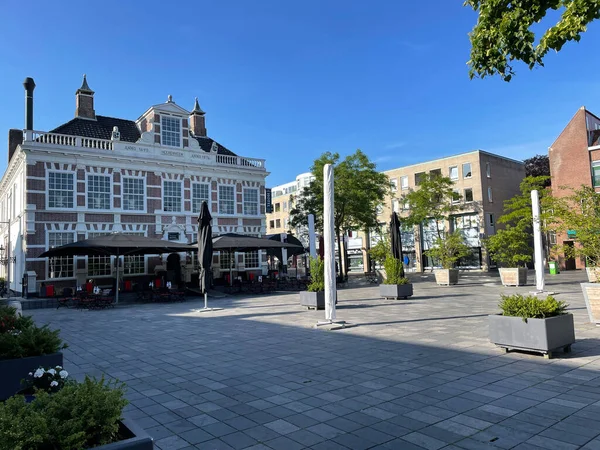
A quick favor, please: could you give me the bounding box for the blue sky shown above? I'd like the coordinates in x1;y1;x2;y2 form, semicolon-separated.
1;1;599;187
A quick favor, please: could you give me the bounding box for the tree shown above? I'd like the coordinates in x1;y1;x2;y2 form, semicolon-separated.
402;173;469;268
524;155;551;184
484;175;551;267
289;150;391;277
465;0;600;81
402;173;459;240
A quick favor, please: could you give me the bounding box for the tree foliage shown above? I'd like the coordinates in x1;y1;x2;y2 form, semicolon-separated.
425;231;472;269
548;185;600;267
485;175;551;267
289;150;391;274
524;155;551;183
402;173;460;239
465;0;600;81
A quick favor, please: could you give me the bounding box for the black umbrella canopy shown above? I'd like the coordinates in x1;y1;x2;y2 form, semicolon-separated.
209;233;303;252
197;201;213;294
39;233;195;258
265;234;306;262
390;212;403;261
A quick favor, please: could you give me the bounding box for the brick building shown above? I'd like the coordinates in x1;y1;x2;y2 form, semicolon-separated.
1;76;268;294
549;106;600;270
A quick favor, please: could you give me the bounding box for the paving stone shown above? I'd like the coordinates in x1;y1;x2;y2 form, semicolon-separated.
264;419;300;435
155;435;191;450
401;431;447;450
178;428;214;445
264;435;305;450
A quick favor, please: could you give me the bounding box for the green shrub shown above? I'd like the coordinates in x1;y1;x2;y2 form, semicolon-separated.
425;231;471;269
0;376;128;450
383;256;409;285
307;257;325;292
499;294;568;321
484;224;532;267
0;307;66;360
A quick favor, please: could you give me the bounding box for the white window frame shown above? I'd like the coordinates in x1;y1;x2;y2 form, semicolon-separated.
192;182;210;214
218;185;236;215
392;199;399;213
449;166;459;180
463;163;472;179
452;189;461;203
86;174;112;211
391;179;398;193
122;177;145;212
488;213;495;228
47;231;75;279
124;255;146;275
161;116;182;148
163;180;183;212
47;171;75;210
244;250;260;269
400;176;409;190
486;162;491;178
488;187;493;203
464;188;474;203
243;188;259;216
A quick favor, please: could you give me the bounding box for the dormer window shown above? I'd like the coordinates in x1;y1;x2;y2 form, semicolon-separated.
161;116;181;147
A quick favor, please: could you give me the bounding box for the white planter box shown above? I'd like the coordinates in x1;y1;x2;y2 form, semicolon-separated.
434;269;459;285
499;268;528;286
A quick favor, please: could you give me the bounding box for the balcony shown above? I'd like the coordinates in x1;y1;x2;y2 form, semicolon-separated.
22;130;266;172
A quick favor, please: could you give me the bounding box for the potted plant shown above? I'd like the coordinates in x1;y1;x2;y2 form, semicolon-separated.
0;305;67;401
379;255;413;299
426;231;471;285
489;294;575;359
17;365;70;402
485;224;531;286
0;376;153;449
547;185;600;324
300;256;325;309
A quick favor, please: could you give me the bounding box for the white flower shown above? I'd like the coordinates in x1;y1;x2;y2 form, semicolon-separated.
33;368;45;378
59;370;68;379
47;369;56;375
55;366;62;370
28;372;33;376
50;381;58;387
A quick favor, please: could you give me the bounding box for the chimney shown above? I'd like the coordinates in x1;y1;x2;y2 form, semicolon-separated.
8;129;23;163
75;74;96;120
189;98;207;137
23;77;35;131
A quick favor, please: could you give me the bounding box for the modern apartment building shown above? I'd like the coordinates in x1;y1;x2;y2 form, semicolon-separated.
365;150;525;272
549;106;600;269
266;172;313;237
0;76;268;294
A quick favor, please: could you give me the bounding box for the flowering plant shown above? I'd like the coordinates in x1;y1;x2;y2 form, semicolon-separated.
24;365;69;393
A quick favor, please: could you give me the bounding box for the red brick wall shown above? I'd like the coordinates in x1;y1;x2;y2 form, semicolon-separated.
36;212;78;222
26;162;45;177
85;214;113;222
27;179;44;191
549;107;591;269
121;215;155;223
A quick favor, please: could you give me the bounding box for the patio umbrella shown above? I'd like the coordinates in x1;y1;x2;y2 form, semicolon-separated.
197;201;212;309
390;212;403;261
40;233;195;304
206;233;302;285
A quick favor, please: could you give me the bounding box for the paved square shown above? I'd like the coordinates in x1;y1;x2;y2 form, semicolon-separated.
28;271;600;449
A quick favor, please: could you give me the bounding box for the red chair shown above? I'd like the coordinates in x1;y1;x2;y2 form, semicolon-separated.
46;285;55;297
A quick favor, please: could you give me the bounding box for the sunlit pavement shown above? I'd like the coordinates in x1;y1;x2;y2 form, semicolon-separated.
29;270;600;449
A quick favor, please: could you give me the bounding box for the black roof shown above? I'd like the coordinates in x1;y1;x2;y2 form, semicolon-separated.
50;116;141;142
193;134;237;156
50;116;237;156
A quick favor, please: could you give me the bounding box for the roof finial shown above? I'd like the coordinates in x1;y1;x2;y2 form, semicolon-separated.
77;74;94;94
191;97;205;115
167;94;173;103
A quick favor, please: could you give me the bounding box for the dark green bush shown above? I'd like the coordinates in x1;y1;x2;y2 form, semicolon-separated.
307;257;325;292
383;256;409;285
0;376;128;450
0;307;66;360
499;294;568;321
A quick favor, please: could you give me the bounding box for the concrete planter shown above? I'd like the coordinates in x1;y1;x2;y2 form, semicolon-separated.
489;313;575;358
379;284;413;300
499;268;528;286
299;291;325;310
89;418;154;449
581;282;600;325
0;352;63;401
434;269;459;286
586;267;600;283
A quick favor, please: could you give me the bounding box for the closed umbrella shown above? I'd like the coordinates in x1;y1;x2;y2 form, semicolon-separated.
390;212;403;261
197;201;212;310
